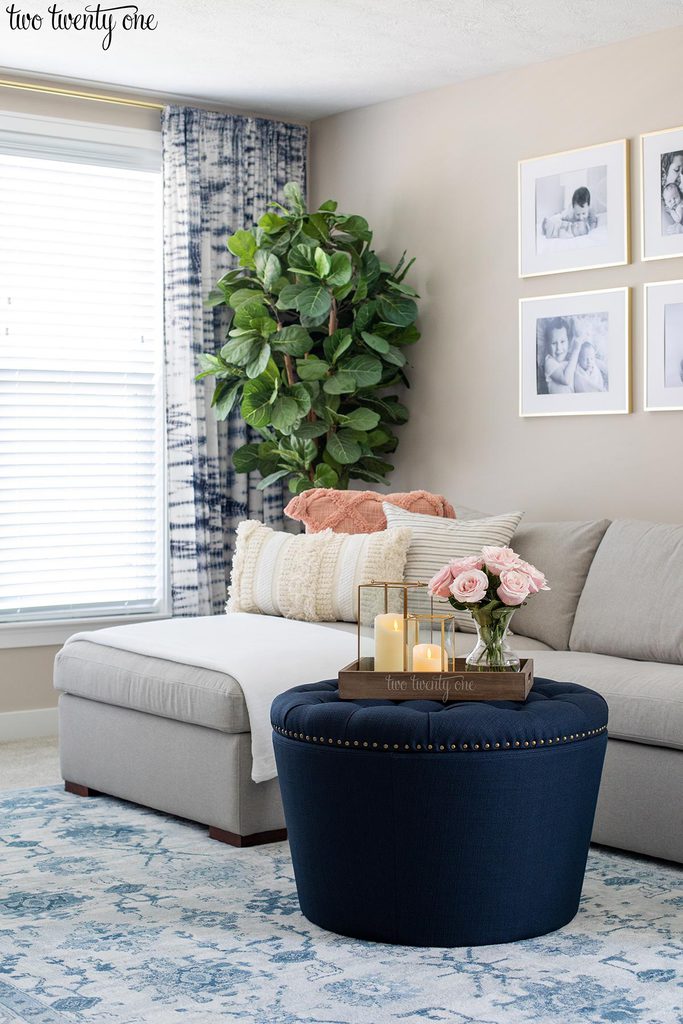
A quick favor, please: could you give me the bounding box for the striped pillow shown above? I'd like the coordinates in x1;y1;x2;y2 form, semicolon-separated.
227;520;412;623
383;503;524;631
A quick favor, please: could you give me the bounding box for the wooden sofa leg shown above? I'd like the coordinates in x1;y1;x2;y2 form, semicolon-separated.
64;781;101;797
209;825;287;848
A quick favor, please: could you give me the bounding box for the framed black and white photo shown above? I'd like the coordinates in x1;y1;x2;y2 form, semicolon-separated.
641;126;683;261
519;288;630;417
518;140;628;278
644;280;683;411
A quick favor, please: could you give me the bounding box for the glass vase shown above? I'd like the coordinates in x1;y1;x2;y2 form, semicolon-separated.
465;607;520;672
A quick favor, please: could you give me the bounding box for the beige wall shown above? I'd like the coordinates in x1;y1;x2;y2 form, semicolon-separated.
0;76;305;716
311;26;683;524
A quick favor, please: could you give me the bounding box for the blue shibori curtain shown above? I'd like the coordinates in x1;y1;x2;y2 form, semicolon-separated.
162;106;308;616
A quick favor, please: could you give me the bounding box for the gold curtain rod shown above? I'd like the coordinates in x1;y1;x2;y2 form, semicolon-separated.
0;79;164;111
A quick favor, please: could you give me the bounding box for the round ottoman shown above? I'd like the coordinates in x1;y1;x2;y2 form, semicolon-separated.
272;678;608;947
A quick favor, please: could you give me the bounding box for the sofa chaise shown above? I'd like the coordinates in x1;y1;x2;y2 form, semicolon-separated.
54;517;683;863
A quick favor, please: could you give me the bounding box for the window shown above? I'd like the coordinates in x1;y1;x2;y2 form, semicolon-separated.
0;113;167;636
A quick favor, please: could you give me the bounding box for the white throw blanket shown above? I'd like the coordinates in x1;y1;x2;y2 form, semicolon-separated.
64;614;357;784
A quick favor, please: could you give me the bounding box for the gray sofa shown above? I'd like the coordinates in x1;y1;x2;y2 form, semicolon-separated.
54;517;683;863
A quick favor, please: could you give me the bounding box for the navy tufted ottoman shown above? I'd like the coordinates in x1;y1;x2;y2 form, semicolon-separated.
272;678;608;947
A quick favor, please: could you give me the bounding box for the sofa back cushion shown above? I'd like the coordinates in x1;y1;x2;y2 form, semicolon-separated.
510;520;611;650
383;503;523;629
283;488;455;534
569;519;683;664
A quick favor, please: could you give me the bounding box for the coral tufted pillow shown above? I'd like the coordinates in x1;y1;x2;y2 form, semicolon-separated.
284;489;455;535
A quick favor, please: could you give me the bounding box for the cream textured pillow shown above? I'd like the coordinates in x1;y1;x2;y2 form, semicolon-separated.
228;521;412;623
383;503;524;630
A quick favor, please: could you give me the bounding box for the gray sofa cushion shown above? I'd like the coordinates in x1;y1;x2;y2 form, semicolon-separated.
526;650;683;750
570;520;683;664
510;520;610;650
54;640;251;734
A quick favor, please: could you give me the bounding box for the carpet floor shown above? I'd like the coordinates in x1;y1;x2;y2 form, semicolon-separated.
0;786;680;1024
0;738;60;792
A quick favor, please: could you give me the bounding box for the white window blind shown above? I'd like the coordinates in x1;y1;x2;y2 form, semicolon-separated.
0;115;166;626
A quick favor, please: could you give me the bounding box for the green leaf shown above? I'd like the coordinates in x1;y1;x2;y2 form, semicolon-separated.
270;396;301;433
313;464;339;488
325;251;352;287
241;379;276;428
344;354;383;388
314;246;331;279
288;474;313;495
361;331;390;355
362;250;381;289
296;285;331;319
245;341;271;379
317;199;338;213
354;301;377;332
257;469;290;490
364;395;410;424
361;456;395;476
326;430;362;465
197;352;224;375
350;468;388;485
377;295;418;327
258;212;286;233
283;181;305;214
232;442;262;473
234;298;273;331
206;288;227;308
276;283;307;310
382;344;407;367
221;334;258;367
287;243;318;276
272;325;312;357
228;288;266;309
296;357;330;381
324;329;353;364
211;381;241;420
323;370;356;394
227;229;257;267
289;382;312;418
296;419;329;439
387;278;419;297
339;408;381;431
336;214;372;242
255;251;281;291
391;324;420;346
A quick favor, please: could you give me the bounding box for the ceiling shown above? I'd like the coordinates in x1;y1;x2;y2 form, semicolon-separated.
2;0;683;121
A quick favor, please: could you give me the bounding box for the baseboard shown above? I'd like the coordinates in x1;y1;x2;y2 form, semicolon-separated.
0;707;58;742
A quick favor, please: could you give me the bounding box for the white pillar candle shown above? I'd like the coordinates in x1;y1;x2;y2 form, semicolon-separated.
374;613;405;671
412;643;445;672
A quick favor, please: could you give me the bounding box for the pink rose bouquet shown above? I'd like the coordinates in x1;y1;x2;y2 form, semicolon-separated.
427;546;549;670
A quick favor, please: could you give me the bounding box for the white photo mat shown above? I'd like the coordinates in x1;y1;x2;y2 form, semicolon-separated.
641;126;683;262
519;288;630;418
644;280;683;411
518;139;628;278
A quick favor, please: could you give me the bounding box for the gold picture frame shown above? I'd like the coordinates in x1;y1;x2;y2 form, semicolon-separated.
518;139;629;278
519;287;631;418
641;125;683;263
644;279;683;411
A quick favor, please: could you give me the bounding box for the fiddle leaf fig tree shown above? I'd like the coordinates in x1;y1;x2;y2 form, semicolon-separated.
198;181;420;495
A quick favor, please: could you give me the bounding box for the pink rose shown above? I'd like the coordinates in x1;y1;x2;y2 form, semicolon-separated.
497;569;531;606
428;564;454;598
481;545;521;575
450;569;489;604
449;554;484;576
517;560;550;594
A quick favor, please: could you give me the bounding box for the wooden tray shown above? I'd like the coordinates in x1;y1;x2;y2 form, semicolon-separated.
338;658;533;702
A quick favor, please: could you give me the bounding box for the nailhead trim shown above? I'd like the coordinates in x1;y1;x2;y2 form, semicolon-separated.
273;724;607;751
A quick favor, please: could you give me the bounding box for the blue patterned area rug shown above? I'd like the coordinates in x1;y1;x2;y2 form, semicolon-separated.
0;787;681;1024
